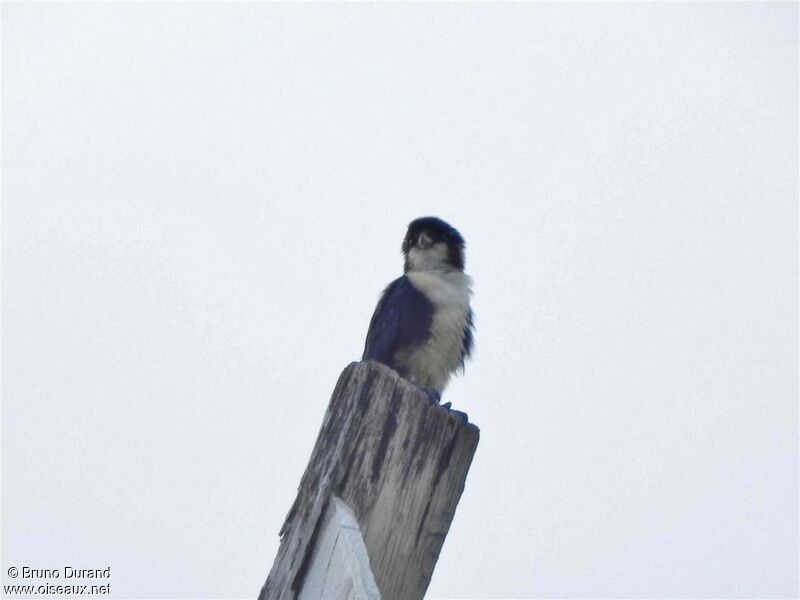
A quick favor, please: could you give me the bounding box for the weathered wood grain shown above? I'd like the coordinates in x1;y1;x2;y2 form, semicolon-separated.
258;360;480;600
297;497;380;600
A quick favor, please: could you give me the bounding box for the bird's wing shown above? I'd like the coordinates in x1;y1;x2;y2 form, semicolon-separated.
362;275;433;367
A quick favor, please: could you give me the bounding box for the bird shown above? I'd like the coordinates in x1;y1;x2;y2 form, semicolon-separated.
362;217;474;403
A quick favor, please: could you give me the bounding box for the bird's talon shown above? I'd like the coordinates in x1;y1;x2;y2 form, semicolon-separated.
450;409;469;422
420;387;441;403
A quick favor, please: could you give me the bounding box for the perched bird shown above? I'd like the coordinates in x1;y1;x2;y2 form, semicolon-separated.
363;217;474;401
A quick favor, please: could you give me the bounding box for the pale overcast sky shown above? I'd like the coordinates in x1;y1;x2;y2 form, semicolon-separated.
3;3;798;599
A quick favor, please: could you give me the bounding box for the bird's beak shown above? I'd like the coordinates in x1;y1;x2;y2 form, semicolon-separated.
417;233;432;249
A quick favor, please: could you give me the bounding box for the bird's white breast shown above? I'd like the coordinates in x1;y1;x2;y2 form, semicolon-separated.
403;270;472;392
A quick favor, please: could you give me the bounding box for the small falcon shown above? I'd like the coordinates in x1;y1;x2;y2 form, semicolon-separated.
362;217;474;400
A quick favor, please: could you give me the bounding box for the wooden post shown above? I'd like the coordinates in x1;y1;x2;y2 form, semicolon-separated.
258;360;480;600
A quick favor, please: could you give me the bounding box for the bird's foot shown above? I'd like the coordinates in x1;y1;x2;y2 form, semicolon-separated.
449;409;469;422
436;400;469;422
420;387;441;403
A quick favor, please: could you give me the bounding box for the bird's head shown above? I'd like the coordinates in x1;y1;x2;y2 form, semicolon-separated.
402;217;466;273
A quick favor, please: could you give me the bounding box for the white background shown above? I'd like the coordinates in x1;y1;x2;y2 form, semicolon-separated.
3;3;798;598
